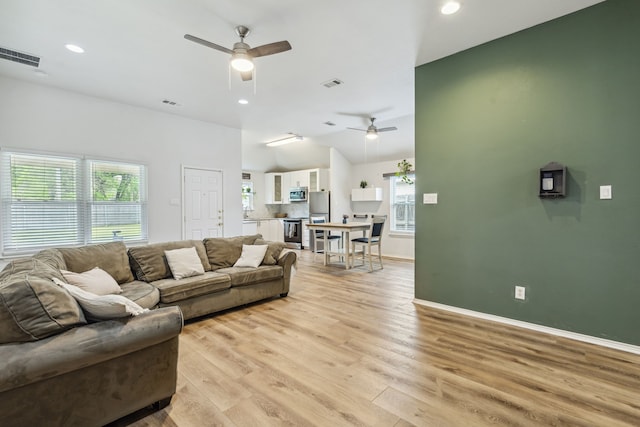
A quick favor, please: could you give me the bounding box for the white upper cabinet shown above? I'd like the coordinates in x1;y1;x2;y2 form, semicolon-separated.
265;173;284;204
351;187;383;201
308;168;329;192
281;173;291;204
288;170;309;189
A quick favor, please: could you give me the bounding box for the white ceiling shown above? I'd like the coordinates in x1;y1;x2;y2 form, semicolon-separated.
0;0;604;170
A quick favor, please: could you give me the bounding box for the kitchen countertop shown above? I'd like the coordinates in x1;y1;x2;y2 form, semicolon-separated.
244;217;310;223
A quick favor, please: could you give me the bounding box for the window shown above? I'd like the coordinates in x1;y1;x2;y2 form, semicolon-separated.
1;149;147;256
390;174;415;233
242;181;254;211
88;160;147;243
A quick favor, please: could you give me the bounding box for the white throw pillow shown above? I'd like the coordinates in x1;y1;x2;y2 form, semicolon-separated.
233;244;268;268
52;277;148;320
164;247;205;279
61;267;122;296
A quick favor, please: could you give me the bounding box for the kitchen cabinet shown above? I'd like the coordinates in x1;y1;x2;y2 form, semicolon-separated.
288;170;309;189
256;219;284;242
281;173;291;204
308;168;329;192
242;220;258;235
302;220;310;249
273;219;284;242
351;187;383;201
265;173;284;204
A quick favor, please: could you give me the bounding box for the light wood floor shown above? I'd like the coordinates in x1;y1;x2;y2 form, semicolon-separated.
116;250;640;426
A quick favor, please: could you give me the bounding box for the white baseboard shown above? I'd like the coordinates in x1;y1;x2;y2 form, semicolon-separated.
414;299;640;355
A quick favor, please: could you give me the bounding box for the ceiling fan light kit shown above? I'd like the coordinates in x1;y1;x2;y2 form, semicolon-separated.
184;25;291;82
230;53;254;72
348;117;398;140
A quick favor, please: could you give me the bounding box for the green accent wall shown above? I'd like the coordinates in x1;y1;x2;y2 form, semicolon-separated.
415;0;640;345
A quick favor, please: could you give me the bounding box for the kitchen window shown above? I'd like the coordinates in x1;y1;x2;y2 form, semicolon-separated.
242;181;254;211
0;149;147;256
390;174;415;233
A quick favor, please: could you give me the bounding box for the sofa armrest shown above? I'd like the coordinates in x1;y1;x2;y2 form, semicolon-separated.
0;306;183;393
277;250;297;295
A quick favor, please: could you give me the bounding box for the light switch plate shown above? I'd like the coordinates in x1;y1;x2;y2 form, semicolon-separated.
423;193;438;204
600;185;612;200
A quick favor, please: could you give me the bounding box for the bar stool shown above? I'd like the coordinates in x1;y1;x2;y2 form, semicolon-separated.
311;217;341;261
351;217;385;271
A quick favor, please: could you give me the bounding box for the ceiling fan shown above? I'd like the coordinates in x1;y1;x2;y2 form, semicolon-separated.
184;25;291;81
347;117;398;140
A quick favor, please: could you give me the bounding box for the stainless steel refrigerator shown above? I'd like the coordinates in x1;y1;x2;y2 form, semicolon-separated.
308;191;330;252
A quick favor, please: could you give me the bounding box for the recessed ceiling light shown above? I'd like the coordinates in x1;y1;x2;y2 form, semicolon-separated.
238;99;249;105
65;44;84;53
441;1;461;15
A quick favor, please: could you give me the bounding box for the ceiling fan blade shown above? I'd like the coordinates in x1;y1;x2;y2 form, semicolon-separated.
377;126;398;132
347;127;366;132
240;70;253;81
184;34;234;54
248;41;292;58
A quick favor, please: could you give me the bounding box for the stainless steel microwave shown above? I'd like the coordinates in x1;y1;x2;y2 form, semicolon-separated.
289;187;308;202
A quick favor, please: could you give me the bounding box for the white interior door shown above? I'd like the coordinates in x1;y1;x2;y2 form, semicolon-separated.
183;167;223;239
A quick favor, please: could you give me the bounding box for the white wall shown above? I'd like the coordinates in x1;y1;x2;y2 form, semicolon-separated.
242;130;330;172
0;76;243;245
350;158;415;260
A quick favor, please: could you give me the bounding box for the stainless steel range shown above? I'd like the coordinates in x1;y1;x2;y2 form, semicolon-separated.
283;218;304;249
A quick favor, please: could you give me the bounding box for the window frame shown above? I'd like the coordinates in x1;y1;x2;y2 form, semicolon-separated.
242;180;254;212
389;173;416;235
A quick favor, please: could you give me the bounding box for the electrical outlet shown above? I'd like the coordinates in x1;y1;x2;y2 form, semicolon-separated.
515;286;526;300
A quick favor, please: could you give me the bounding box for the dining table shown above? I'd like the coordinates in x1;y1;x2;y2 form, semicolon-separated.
306;221;371;269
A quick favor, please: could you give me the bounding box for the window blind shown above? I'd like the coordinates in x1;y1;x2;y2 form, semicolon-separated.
1;150;148;256
1;151;84;254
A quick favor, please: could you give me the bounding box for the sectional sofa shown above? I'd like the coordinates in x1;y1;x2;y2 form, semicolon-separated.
0;234;296;427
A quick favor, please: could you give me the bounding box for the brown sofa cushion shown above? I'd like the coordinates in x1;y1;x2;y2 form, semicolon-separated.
204;235;261;270
128;240;211;283
152;271;231;303
254;238;287;265
58;241;134;284
119;281;160;309
215;265;283;287
33;248;67;271
0;258;86;344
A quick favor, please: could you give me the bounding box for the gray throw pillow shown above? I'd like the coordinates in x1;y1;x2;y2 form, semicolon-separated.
0;258;86;344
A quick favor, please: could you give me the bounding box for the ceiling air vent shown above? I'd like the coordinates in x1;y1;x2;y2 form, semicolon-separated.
161;99;182;107
322;78;343;88
0;46;40;67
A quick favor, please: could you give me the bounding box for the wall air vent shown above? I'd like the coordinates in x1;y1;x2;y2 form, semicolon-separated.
322;78;343;88
0;46;40;67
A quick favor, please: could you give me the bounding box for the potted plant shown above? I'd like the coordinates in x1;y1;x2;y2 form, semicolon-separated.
360;180;368;189
396;159;414;184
